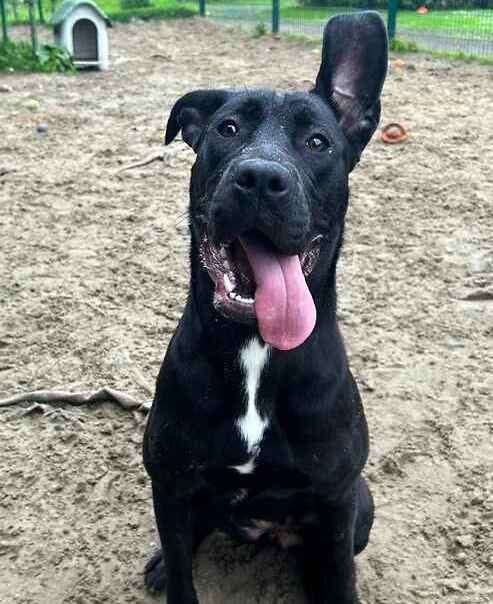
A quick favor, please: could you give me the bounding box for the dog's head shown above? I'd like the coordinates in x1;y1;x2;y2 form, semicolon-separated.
165;12;387;351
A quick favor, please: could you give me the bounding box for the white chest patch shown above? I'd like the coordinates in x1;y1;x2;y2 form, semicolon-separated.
232;338;270;473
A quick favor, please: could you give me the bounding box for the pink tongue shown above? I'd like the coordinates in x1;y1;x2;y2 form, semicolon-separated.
240;235;316;351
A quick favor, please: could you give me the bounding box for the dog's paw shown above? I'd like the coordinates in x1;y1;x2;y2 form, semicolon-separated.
144;548;167;593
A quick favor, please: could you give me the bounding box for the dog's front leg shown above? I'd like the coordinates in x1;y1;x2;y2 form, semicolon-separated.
151;481;199;604
302;494;359;604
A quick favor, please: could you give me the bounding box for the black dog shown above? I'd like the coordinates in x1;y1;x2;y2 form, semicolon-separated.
143;12;387;604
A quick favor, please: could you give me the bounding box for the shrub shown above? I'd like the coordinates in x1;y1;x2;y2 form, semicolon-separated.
120;0;153;9
253;22;268;37
390;37;419;52
109;5;196;21
0;41;75;73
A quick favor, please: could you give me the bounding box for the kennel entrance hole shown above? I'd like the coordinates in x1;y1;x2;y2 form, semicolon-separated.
72;18;98;61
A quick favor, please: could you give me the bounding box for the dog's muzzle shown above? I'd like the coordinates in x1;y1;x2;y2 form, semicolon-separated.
209;158;311;256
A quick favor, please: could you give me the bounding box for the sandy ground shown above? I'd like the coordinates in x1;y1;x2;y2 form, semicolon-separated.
1;17;492;604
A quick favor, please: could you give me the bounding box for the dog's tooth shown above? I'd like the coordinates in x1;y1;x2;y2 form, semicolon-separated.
234;294;254;305
224;274;234;293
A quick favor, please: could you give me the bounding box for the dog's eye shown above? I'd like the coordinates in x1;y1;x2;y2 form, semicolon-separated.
218;120;239;138
306;134;330;152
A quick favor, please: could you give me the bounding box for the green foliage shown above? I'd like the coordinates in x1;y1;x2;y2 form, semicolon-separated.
253;21;267;36
108;4;196;21
390;37;419;52
4;0;197;25
0;40;75;72
389;35;493;62
120;0;152;9
37;43;75;72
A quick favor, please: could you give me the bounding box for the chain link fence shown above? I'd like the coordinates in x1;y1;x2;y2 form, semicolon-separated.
2;0;492;58
205;0;493;58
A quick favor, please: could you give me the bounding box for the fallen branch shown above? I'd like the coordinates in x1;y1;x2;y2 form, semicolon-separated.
151;53;171;61
116;151;165;174
130;366;154;397
0;387;151;413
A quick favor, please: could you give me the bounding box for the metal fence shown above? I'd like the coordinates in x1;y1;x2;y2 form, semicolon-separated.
2;0;493;59
1;0;40;50
205;0;493;59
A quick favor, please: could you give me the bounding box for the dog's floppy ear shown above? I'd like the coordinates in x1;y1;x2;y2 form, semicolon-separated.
165;89;230;151
314;12;388;167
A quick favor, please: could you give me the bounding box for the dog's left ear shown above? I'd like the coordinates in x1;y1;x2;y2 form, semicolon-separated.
314;12;388;168
165;89;230;152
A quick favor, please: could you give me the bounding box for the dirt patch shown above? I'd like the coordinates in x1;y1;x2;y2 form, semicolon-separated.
1;18;492;604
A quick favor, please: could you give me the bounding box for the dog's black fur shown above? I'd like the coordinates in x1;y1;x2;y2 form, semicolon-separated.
143;12;388;604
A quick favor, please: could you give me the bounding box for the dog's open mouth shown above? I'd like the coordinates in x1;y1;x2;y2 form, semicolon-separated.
200;231;322;350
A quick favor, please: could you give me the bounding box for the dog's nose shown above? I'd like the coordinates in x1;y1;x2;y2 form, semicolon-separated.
235;160;291;201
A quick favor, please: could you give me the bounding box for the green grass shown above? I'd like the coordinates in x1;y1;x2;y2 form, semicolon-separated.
108;3;196;22
390;35;493;64
280;7;493;39
3;0;196;25
4;1;492;40
206;2;493;40
392;9;493;37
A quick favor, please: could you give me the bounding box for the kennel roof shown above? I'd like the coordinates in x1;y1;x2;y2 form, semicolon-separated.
51;0;112;26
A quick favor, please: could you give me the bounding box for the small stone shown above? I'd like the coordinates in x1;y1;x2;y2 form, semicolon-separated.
0;84;13;93
380;456;402;476
100;422;114;435
24;99;40;111
441;578;462;593
456;552;467;565
455;534;473;548
470;493;484;505
36;123;49;134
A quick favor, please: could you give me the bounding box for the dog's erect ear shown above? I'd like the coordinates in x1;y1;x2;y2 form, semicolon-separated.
165;89;230;151
314;12;388;166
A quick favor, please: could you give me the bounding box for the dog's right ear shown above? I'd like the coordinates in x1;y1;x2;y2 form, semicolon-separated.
165;90;231;152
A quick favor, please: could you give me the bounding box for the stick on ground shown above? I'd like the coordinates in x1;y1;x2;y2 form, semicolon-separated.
0;387;151;413
117;151;165;173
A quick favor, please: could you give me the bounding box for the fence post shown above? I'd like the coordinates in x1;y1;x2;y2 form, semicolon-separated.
387;0;398;40
199;0;205;17
27;0;38;53
37;0;45;24
0;0;7;43
272;0;279;34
